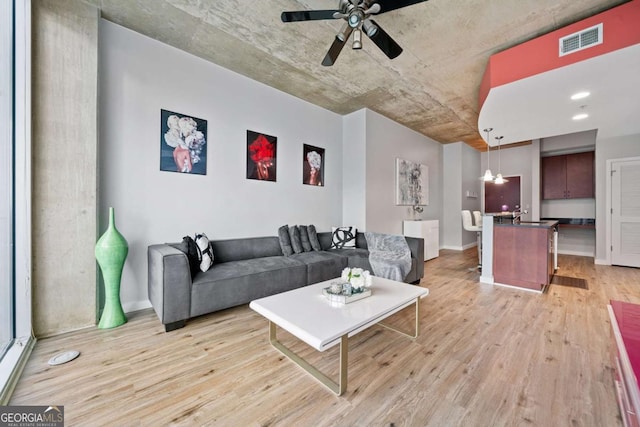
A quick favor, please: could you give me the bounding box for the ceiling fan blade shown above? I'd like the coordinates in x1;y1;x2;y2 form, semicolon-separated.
322;27;354;66
366;20;403;59
281;10;340;22
374;0;428;14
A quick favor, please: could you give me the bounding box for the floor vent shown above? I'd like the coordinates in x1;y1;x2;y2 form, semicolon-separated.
559;23;603;57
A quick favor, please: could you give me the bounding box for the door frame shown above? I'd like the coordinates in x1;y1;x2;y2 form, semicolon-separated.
605;156;640;266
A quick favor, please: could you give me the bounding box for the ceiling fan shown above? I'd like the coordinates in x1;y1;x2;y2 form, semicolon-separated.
281;0;428;66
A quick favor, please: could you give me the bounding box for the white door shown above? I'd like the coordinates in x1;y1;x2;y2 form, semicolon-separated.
611;159;640;267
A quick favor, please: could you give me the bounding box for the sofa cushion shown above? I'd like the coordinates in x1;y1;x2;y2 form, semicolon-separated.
290;251;348;284
289;226;303;254
211;236;283;263
278;225;294;256
299;225;312;252
326;248;371;271
307;224;322;251
190;256;307;317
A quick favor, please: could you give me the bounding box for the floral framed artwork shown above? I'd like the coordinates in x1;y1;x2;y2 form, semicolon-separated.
246;130;277;182
395;157;429;206
303;144;325;186
160;109;207;175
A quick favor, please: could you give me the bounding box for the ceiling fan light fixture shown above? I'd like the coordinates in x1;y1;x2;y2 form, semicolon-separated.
336;23;349;42
362;19;378;37
348;10;363;28
364;3;381;15
352;28;363;49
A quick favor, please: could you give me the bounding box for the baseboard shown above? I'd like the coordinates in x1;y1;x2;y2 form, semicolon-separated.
440;245;463;251
0;336;36;405
595;258;610;265
479;275;494;285
493;282;543;294
462;242;478;251
123;300;152;313
558;249;594;257
440;243;477;251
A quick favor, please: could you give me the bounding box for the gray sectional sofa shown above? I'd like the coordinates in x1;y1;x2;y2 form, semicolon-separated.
148;232;424;332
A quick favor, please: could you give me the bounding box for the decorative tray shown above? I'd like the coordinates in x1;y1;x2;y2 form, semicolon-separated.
322;286;372;304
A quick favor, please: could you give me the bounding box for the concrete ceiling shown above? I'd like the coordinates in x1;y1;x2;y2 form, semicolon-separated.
88;0;630;150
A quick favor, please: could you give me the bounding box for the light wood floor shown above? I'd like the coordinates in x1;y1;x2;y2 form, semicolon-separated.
10;250;640;426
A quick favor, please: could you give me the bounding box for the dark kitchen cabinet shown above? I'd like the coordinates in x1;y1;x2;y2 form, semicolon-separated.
541;151;594;200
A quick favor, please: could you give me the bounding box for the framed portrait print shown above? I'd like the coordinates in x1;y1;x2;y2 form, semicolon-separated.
160;109;207;175
246;130;277;182
303;144;325;186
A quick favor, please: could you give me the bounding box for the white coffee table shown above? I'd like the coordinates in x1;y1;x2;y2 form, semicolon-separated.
249;276;429;395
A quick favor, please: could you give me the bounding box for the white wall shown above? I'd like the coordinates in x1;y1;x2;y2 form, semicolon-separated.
442;142;481;250
481;144;534;221
342;110;367;230
540;129;597;154
460;143;482;247
99;21;343;311
364;109;442;236
530;139;541;221
442;144;462;249
595;133;640;263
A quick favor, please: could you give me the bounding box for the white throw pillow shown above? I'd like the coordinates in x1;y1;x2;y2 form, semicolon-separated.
194;233;214;272
330;226;357;249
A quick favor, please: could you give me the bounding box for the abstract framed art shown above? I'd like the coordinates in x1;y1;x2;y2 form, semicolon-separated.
303;144;325;186
395;158;429;206
160;109;207;175
246;130;277;182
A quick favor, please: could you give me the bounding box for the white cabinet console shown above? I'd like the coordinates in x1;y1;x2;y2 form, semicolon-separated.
403;220;439;261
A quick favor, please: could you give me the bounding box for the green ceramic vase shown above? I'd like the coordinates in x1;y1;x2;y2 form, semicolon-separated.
95;207;128;329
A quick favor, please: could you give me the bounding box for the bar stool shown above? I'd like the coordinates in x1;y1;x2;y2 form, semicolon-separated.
462;210;482;269
473;211;482;228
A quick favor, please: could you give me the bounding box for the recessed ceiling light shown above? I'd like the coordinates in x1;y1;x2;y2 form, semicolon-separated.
571;91;590;100
573;113;589;120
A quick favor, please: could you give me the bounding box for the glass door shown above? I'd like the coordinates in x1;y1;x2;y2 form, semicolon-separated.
0;0;14;360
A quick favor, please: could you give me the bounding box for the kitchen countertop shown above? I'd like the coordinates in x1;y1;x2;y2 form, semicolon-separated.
494;220;559;229
541;217;595;228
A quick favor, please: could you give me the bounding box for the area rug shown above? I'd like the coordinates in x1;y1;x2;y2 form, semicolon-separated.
551;275;589;290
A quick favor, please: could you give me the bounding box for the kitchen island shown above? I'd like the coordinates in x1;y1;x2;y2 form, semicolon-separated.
480;215;558;292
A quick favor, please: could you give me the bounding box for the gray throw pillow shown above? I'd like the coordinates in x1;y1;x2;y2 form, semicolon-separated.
307;224;322;251
278;224;294;256
289;226;303;254
299;225;312;252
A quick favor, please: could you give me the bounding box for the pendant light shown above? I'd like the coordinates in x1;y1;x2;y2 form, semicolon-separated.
481;128;494;181
494;135;509;184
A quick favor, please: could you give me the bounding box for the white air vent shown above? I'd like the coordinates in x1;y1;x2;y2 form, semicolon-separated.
559;23;603;56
